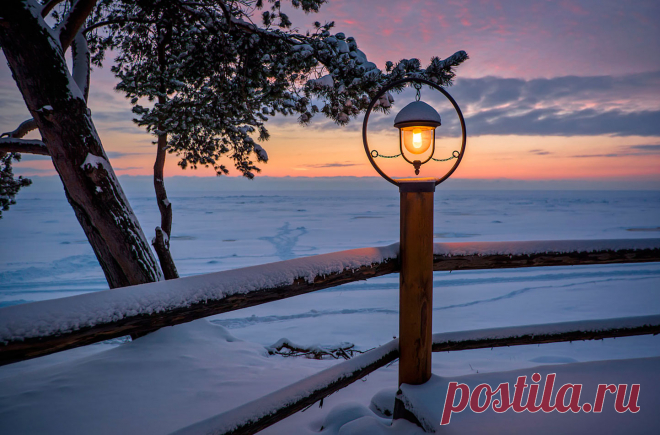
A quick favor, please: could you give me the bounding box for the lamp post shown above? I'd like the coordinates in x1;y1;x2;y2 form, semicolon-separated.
362;78;466;397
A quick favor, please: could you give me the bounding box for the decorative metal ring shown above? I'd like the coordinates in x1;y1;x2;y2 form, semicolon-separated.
371;150;379;158
362;77;467;187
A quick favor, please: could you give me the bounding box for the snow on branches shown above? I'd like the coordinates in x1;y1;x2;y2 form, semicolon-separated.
0;152;32;219
86;0;468;178
0;120;44;219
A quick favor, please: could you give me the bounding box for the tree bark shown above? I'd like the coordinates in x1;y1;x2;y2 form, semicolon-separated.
0;1;163;288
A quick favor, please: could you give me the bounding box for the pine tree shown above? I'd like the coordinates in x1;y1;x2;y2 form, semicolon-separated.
0;0;467;287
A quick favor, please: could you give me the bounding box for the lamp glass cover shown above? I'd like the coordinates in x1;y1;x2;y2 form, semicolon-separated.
400;126;435;154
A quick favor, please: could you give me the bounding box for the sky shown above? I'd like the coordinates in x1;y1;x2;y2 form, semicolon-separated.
2;0;660;186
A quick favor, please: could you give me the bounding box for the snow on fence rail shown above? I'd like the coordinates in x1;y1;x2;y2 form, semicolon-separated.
0;238;659;366
431;238;660;271
171;314;660;435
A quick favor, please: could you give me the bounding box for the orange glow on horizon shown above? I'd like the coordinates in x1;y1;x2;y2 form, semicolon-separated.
14;127;660;184
96;130;660;182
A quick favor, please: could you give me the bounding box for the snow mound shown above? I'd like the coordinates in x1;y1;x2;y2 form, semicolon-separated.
318;402;423;435
400;357;660;434
369;388;397;417
0;320;325;435
319;402;375;432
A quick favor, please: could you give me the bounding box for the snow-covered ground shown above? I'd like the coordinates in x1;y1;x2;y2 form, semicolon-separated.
0;182;659;433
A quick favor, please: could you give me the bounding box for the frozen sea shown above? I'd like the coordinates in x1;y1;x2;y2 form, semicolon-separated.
1;177;660;434
1;179;660;346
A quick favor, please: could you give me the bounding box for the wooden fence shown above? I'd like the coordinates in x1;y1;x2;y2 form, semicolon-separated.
0;238;659;434
172;314;660;435
1;238;658;366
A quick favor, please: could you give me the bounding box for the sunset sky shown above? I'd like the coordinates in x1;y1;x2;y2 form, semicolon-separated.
2;0;659;184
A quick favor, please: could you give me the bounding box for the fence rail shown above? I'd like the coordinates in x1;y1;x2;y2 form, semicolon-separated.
1;238;659;366
172;314;660;435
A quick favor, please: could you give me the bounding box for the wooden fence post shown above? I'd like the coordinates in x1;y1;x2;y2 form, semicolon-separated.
394;179;435;423
398;180;435;386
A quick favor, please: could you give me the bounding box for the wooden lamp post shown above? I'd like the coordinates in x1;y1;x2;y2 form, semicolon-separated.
362;78;466;412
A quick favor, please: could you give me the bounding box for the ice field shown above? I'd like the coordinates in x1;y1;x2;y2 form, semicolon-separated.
0;177;659;433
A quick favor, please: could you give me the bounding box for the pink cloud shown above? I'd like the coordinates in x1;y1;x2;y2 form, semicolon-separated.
297;0;660;79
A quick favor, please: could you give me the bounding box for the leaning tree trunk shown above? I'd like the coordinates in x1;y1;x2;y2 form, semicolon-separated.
0;2;163;288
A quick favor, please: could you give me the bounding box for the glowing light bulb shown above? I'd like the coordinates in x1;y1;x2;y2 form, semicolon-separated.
401;127;433;154
412;129;422;149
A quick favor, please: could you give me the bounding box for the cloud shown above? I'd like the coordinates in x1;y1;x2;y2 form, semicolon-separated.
630;144;660;151
464;106;660;137
91;111;135;124
313;0;660;79
15;154;51;161
300;72;660;139
569;144;660;158
418;72;660;137
452;71;660;110
12;166;56;174
529;149;550;155
571;153;620;158
305;162;359;168
106;151;151;159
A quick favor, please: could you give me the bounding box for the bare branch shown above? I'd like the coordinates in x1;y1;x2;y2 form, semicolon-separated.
41;0;67;18
178;2;302;45
0;138;50;156
228;17;309;48
266;340;365;360
58;0;98;51
1;119;37;139
216;0;232;30
84;18;157;34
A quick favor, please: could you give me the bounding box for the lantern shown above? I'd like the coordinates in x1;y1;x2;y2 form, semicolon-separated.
363;78;465;182
393;101;442;174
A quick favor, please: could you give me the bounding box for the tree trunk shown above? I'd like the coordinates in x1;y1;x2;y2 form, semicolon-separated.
153;131;179;279
0;1;163;288
151;22;179;280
